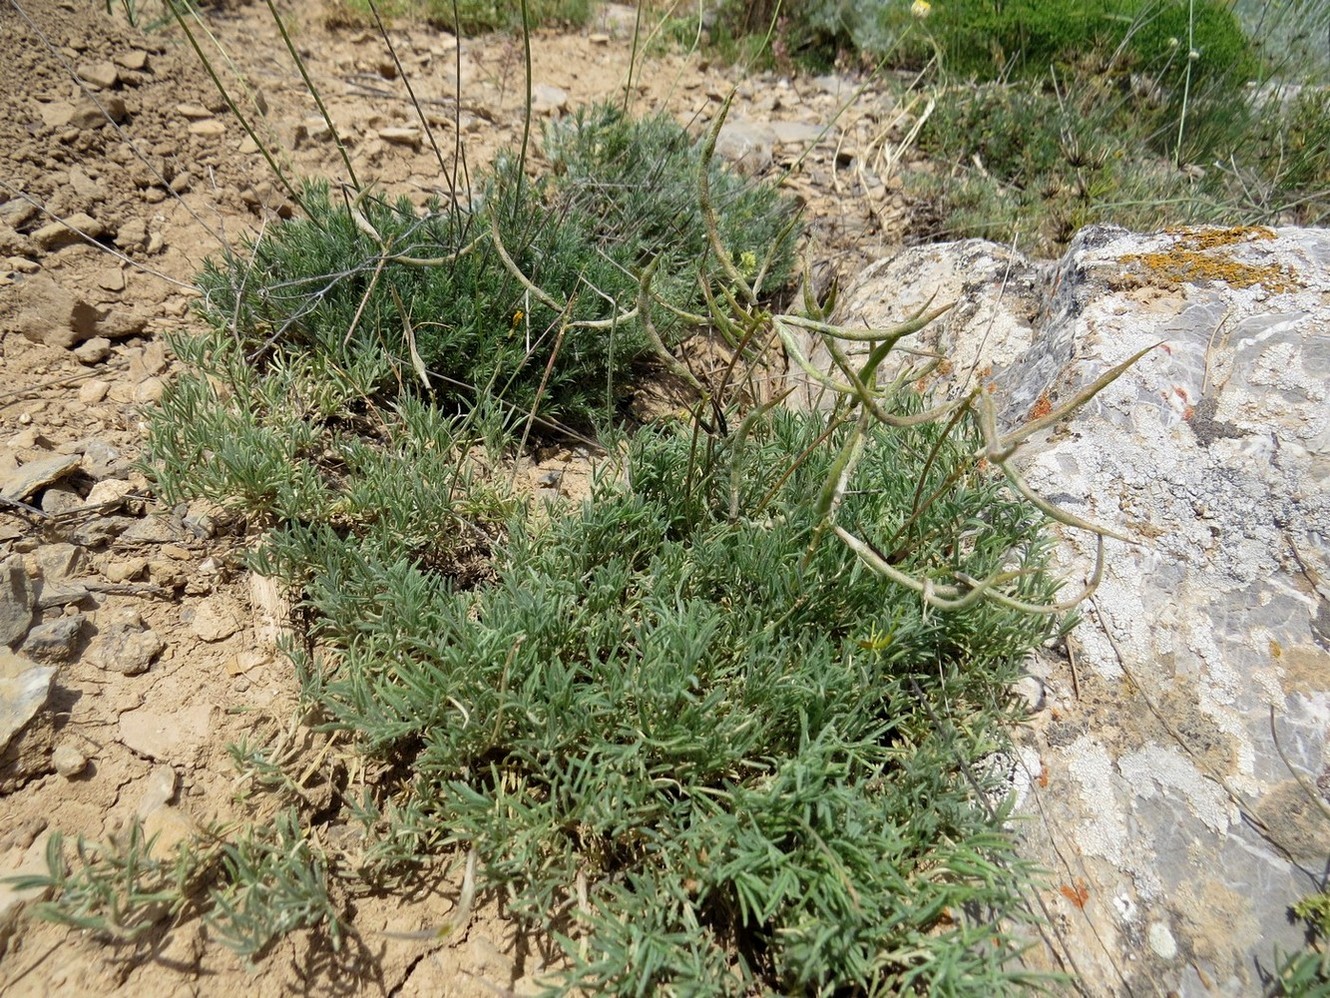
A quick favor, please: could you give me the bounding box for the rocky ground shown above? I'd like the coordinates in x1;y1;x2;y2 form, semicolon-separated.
0;1;932;992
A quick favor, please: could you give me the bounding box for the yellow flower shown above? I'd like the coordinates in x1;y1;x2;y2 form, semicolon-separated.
911;0;931;18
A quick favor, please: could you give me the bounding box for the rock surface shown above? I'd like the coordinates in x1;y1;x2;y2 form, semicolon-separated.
0;649;55;753
840;224;1330;996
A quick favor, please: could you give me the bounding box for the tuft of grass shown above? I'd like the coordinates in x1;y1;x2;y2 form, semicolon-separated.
9;813;343;961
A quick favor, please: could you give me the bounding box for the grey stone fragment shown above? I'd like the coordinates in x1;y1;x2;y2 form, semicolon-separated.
34;582;89;611
120;516;180;544
33;543;84;582
137;764;178;814
532;83;568;114
39;485;83;515
714;118;774;176
0;453;80;501
84;610;163;676
0;649;56;753
72;516;135;547
79;442;127;481
769;120;826;145
21;616;86;662
0;556;34;646
836;223;1330;996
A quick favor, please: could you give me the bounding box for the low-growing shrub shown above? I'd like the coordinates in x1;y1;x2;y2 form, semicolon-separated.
260;400;1061;993
192;106;798;428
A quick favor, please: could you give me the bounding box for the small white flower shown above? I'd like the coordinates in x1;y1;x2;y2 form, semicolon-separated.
911;0;931;18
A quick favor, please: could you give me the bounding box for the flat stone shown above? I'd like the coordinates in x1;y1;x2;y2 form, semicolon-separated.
139;804;197;858
39;100;76;129
0;453;80;501
174;103;212;119
187;119;226;137
76;61;119;89
68;166;102;201
188;595;243;643
137;763;178;815
769;120;827;145
33;581;88;611
0;649;56;753
78;440;126;481
0;556;35;646
118;703;213;762
31;211;104;251
114;49;149;71
78;380;110;404
120;516;179;544
0;831;56;952
134;377;165;404
97;307;149;339
714;118;775;176
532;83;568;115
378;127;420;148
95;268;124;291
837;223;1330;995
114;217;146;251
103;558;147;583
50;96;127;130
13;275;101;349
40;485;83;515
84;478;133;508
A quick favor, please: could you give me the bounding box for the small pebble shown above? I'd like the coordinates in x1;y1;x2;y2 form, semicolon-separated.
53;742;89;778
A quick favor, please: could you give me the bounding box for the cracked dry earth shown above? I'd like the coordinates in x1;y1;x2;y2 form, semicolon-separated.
0;0;928;992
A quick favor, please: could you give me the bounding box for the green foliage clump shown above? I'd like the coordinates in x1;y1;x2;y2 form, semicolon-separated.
11;813;343;961
419;0;592;34
325;0;593;34
270;401;1061;993
193;106;797;427
1255;87;1330;215
1272;889;1330;994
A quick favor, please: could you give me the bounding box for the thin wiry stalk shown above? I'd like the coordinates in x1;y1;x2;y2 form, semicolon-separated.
262;0;359;190
366;0;450;183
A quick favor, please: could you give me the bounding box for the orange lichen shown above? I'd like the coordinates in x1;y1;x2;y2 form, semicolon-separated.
1059;879;1090;909
1121;247;1297;293
1164;224;1276;250
1037;768;1050;789
1029;392;1053;421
